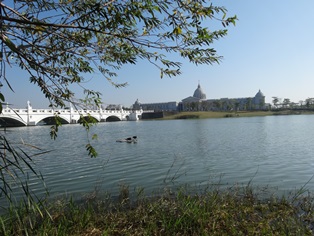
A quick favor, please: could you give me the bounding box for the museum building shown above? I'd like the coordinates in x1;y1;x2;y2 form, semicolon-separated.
133;83;266;112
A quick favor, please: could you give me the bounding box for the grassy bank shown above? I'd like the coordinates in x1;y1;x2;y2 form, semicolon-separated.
160;110;314;120
1;185;314;235
161;111;272;120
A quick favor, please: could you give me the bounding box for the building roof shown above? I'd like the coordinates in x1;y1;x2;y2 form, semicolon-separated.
134;99;141;105
255;89;264;98
182;96;202;103
193;83;206;99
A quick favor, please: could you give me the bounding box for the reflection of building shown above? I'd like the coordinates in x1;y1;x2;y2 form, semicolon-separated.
133;83;266;112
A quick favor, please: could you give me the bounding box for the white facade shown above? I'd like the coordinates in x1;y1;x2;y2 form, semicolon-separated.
180;85;266;111
0;102;142;126
132;99;178;112
133;84;266;112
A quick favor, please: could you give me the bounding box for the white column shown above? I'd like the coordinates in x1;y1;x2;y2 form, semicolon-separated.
27;101;35;126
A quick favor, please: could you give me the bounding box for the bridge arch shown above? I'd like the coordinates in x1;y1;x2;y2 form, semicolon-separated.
106;116;121;122
77;115;100;124
36;115;70;125
0;117;27;127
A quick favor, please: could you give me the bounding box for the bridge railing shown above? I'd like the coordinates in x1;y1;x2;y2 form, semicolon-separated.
2;109;28;113
1;108;139;115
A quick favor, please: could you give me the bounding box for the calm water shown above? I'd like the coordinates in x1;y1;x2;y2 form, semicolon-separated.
3;114;314;202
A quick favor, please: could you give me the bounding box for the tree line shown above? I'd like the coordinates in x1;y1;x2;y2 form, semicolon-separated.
272;97;314;109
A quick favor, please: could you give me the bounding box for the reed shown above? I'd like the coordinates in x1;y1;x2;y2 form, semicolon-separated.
1;183;313;235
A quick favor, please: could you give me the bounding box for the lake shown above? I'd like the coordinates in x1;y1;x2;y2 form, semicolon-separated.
2;114;314;204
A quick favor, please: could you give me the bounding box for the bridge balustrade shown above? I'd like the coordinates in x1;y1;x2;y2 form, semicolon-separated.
0;105;143;126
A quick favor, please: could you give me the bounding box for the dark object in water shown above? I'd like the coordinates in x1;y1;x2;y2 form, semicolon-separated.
116;136;137;143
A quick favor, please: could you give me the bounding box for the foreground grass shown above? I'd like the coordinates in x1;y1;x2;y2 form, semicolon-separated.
1;186;314;235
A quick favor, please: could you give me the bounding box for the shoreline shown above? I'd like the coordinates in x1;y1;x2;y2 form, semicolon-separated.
158;109;314;120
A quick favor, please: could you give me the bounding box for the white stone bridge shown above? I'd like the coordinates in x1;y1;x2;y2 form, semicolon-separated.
0;102;143;127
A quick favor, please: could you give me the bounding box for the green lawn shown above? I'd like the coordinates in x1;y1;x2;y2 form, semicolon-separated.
160;110;314;120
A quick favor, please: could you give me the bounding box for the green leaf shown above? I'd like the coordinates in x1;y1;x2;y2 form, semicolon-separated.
173;27;182;35
86;144;98;158
0;93;5;102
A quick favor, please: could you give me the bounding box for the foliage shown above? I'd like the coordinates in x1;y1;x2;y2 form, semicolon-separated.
272;96;279;108
0;134;49;214
282;98;291;108
0;0;236;109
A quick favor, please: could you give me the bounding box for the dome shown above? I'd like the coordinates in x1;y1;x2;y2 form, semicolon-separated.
133;99;141;110
255;89;264;98
134;99;141;105
193;84;206;99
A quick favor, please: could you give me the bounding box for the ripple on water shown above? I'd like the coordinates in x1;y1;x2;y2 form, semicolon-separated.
2;115;314;202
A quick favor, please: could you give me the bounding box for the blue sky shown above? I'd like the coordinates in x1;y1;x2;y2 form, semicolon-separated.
3;1;314;108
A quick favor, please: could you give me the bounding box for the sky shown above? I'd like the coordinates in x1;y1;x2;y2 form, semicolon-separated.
2;0;314;108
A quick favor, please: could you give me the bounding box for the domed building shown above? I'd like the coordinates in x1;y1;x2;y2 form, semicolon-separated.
215;89;266;111
132;99;141;110
132;83;267;113
179;85;267;111
253;89;265;108
193;84;207;100
180;83;207;111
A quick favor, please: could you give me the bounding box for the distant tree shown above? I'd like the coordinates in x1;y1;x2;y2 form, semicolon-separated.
190;102;197;111
306;99;310;109
213;100;222;111
245;98;252;111
184;102;191;111
272;97;279;109
221;100;227;111
259;99;265;110
305;98;314;109
289;102;298;109
201;101;210;111
282;98;290;108
226;100;233;111
227;99;236;111
234;101;240;112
